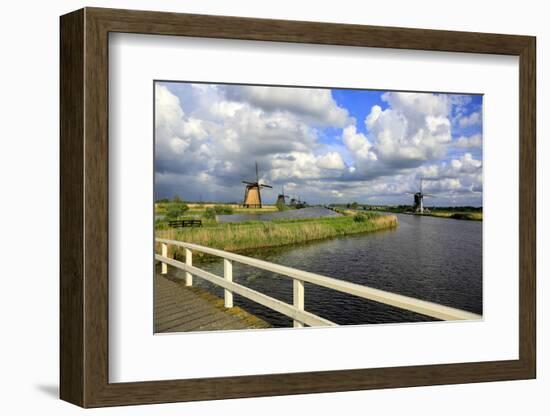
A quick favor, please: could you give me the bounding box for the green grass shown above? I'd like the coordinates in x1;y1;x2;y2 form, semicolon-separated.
426;211;483;221
350;205;483;221
156;213;398;255
155;203;279;229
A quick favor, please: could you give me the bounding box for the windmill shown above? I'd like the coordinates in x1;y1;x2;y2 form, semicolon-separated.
289;194;306;209
406;177;434;214
242;162;272;208
276;185;290;206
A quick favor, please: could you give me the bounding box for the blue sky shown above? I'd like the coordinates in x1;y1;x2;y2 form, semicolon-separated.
155;82;483;206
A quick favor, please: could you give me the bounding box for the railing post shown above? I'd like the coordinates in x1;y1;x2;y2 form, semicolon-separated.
224;259;233;308
293;279;305;328
185;248;193;286
161;243;168;274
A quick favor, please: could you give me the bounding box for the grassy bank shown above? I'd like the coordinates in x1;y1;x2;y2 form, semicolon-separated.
363;207;482;221
423;211;483;221
155;203;280;230
335;204;483;221
156;202;277;216
156;213;398;254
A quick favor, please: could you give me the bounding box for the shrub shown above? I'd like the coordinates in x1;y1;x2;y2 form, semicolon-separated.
154;219;169;230
203;207;217;219
353;213;367;222
213;205;234;215
165;201;189;220
276;201;287;212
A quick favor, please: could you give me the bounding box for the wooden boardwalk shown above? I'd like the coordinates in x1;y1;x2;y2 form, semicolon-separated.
154;274;270;333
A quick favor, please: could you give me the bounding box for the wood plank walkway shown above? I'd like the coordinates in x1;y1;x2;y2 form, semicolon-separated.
154;274;271;333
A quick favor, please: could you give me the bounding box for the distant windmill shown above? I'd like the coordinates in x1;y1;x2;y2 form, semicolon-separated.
242;162;272;208
406;177;435;214
276;185;290;206
289;194;306;209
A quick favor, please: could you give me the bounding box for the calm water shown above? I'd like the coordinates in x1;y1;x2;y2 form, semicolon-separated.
217;206;341;222
169;213;482;327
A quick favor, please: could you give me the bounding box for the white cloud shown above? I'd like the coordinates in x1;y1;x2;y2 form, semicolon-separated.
458;111;481;128
270;151;349;183
409;152;483;198
209;100;244;118
155;85;212;163
222;85;351;127
155;84;184;128
426;178;462;192
449;153;482;174
169;137;189;154
342;125;377;161
182;118;208;140
155;83;482;205
365;92;452;166
420;153;482;180
155;83;325;190
455;133;482;148
270;152;320;181
316;152;346;170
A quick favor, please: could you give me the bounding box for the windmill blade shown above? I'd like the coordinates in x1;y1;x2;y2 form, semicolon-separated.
255;161;259;183
423;194;435;197
242;181;256;185
405;192;416;195
260;184;273;188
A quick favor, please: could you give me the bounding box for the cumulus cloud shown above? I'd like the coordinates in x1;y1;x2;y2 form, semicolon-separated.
421;153;482;178
155;85;214;175
449;153;482;174
458;111;481;128
316;152;346;170
416;153;483;198
365;92;452;167
342;125;377;161
155;83;483;205
454;133;482;148
221;85;351;127
155;83;324;186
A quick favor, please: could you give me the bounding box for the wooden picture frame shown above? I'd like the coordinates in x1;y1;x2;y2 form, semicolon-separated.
60;7;536;408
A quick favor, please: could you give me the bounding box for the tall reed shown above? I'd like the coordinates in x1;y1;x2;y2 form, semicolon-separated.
156;214;397;255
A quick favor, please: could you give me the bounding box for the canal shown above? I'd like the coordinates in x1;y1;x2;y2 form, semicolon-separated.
170;213;482;327
216;206;342;222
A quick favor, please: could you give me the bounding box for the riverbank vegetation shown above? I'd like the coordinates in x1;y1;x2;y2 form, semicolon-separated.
155;200;278;229
424;211;482;221
156;200;276;219
331;204;483;221
203;205;234;219
156;212;398;255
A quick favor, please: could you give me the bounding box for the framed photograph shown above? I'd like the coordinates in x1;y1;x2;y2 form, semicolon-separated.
60;7;536;407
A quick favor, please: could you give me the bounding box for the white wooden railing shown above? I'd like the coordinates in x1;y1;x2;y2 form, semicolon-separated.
155;238;481;327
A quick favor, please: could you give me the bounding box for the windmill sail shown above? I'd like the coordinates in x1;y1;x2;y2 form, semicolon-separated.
242;162;272;208
408;177;435;214
276;185;289;206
